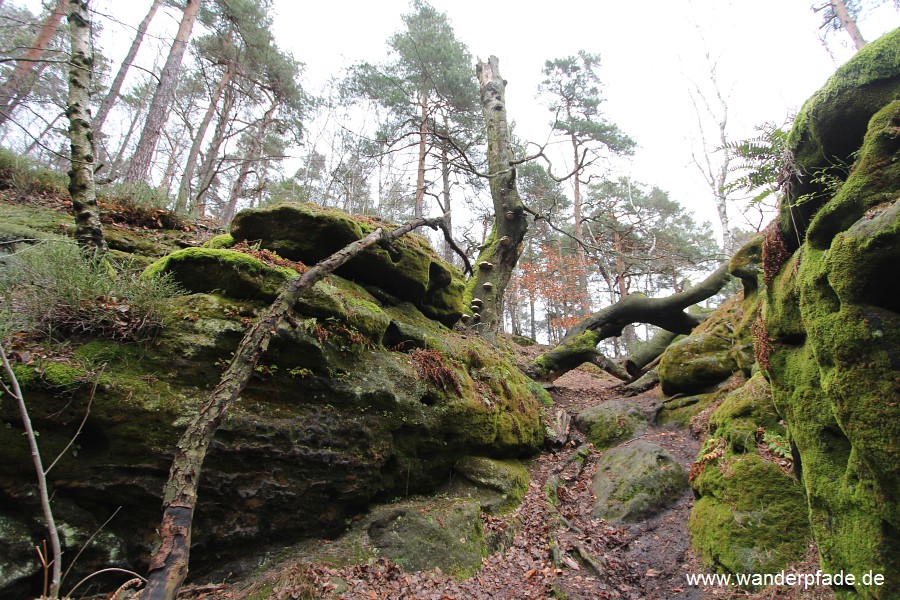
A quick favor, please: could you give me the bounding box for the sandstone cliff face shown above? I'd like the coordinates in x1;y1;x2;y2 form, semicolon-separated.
0;203;543;595
658;29;900;597
763;29;900;599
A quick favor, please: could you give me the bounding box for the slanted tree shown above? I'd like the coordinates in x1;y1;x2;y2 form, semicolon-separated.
93;0;162;135
526;262;731;382
67;0;105;258
125;0;200;183
538;50;635;314
813;0;867;49
0;0;68;132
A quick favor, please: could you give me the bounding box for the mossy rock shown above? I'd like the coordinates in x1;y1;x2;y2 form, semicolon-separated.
575;400;648;450
204;233;235;249
763;71;900;597
142;247;297;302
781;28;900;247
658;291;758;396
689;452;810;579
230;202;465;326
366;497;486;578
708;372;782;453
658;331;739;395
656;392;719;429
453;456;529;514
591;441;688;523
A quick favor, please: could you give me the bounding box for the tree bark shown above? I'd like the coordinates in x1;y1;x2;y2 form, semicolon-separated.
67;0;105;258
175;56;234;213
139;215;451;600
624;328;680;377
221;99;277;224
467;56;529;336
125;0;200;184
414;89;428;218
0;0;68;132
192;80;236;217
571;133;591;315
831;0;866;50
527;263;730;382
93;0;162;133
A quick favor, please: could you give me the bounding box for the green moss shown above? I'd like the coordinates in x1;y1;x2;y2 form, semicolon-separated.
575;400;647;450
690;452;810;579
708;373;783;453
204;233;235;249
782;29;900;245
142;248;298;301
591;441;688;522
455;456;529;514
656;392;719;429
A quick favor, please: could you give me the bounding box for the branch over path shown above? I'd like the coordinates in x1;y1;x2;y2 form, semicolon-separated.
526;263;731;382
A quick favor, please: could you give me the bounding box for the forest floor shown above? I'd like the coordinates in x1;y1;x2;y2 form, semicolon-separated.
179;342;831;600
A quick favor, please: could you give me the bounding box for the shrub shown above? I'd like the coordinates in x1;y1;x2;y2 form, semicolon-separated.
0;240;183;342
0;147;69;196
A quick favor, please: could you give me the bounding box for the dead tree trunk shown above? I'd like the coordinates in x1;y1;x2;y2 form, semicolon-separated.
466;56;528;336
139;215;454;600
527;263;730;382
67;0;105;258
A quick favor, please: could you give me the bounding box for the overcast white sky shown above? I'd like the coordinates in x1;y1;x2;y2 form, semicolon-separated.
263;0;898;235
22;0;900;236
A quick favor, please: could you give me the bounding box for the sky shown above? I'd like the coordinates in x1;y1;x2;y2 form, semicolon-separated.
262;0;898;237
18;0;900;239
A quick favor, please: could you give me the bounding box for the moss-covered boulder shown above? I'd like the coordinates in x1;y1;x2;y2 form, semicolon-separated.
780;28;900;248
0;207;543;595
142;247;297;301
574;400;648;450
690;453;810;578
688;373;811;582
658;294;757;397
366;497;486;578
591;441;688;523
230;202;466;326
763;88;900;597
452;456;529;515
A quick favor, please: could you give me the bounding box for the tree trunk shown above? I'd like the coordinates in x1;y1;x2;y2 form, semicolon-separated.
192;80;236;217
67;0;105;258
571;133;591;315
414;89;428;218
439;137;454;263
93;0;162;133
0;0;68;131
527;263;730;382
176;60;234;213
24;110;63;156
138;215;449;600
624;328;680;377
831;0;866;50
467;56;529;336
222;100;276;224
613;230;637;352
125;0;200;184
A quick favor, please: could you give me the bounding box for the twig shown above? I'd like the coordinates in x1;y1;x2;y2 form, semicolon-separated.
1;341;62;597
44;367;102;475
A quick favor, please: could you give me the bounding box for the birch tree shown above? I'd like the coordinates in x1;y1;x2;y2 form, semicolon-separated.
67;0;105;257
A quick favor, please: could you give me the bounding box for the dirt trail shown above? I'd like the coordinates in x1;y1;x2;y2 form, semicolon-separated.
194;363;713;599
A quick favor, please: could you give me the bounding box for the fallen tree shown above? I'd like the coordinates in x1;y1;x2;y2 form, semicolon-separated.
526;263;731;382
138;215;459;600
